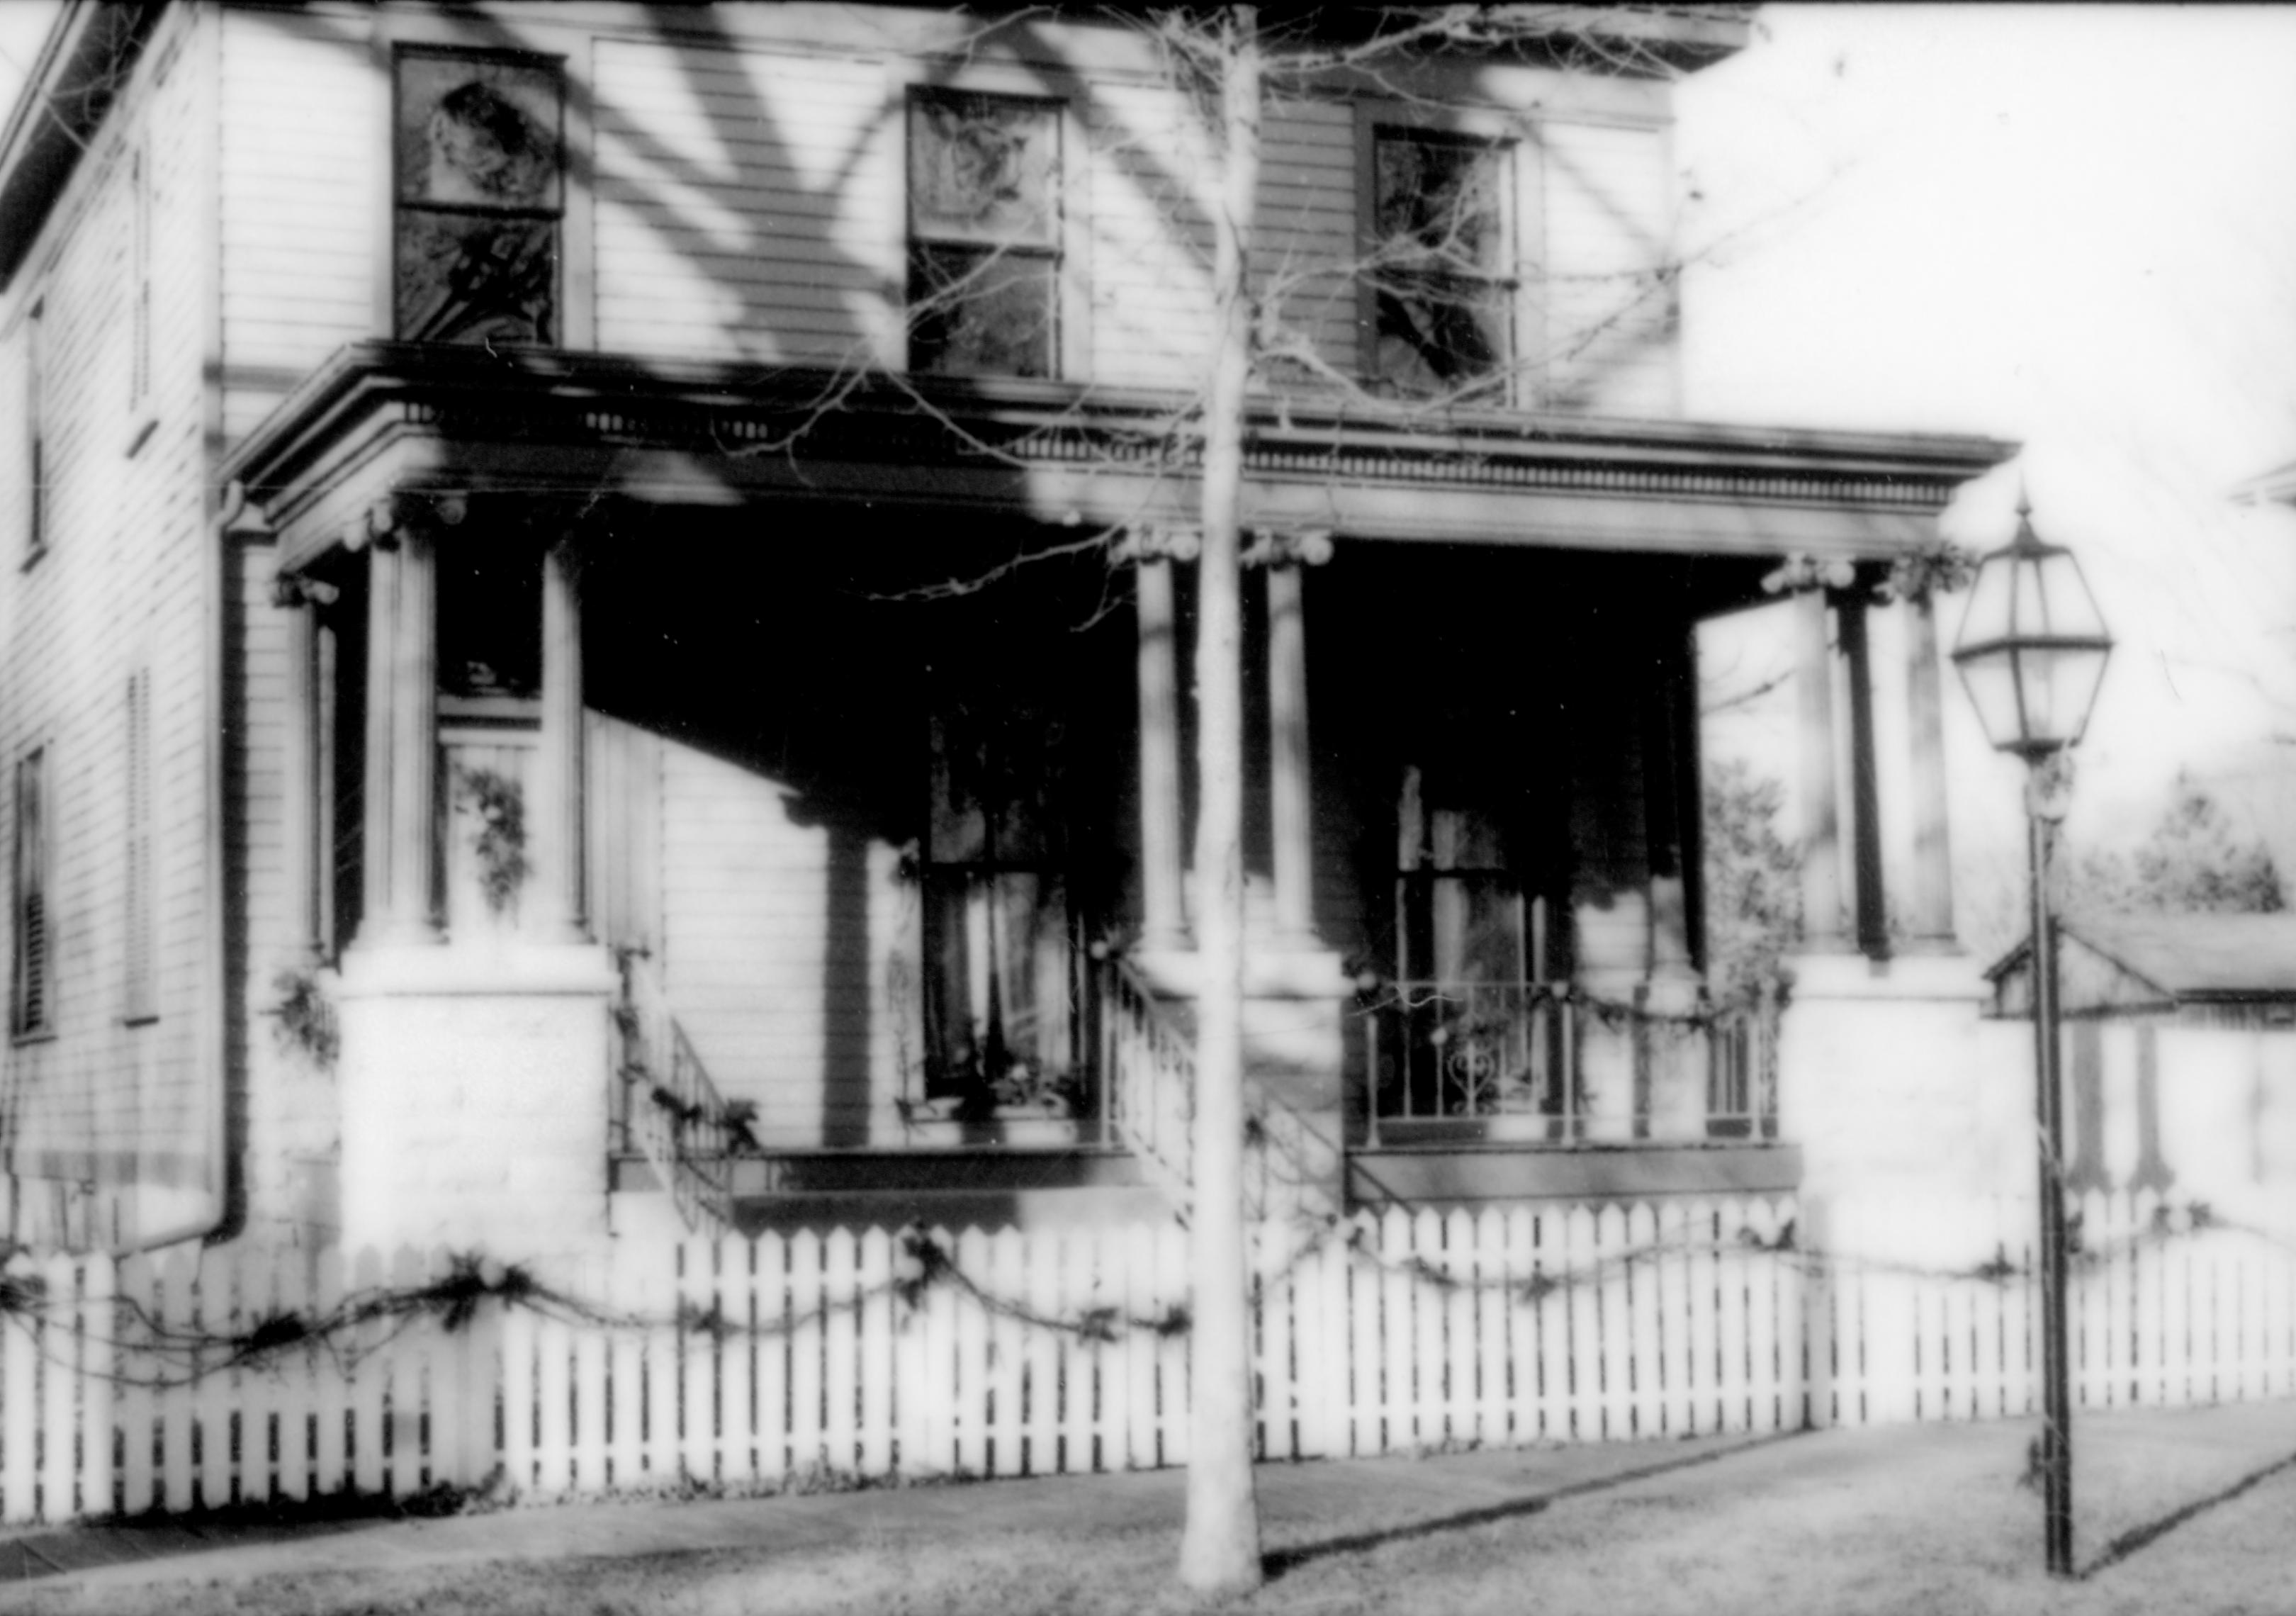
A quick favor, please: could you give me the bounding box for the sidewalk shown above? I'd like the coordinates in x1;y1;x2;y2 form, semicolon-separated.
0;1427;1784;1600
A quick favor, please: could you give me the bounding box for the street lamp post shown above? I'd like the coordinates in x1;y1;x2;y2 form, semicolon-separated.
1949;494;2112;1579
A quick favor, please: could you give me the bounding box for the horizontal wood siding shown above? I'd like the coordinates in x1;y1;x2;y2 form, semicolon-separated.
1084;80;1216;391
0;15;212;1242
592;40;896;366
218;8;381;444
1541;120;1677;415
1255;97;1357;386
655;740;912;1150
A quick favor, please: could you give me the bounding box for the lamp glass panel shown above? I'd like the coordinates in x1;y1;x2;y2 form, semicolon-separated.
1954;643;2027;751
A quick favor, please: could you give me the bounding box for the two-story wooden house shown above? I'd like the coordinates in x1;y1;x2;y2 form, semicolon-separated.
0;2;2008;1258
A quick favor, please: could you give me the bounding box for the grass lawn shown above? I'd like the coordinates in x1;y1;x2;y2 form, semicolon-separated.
4;1405;2293;1615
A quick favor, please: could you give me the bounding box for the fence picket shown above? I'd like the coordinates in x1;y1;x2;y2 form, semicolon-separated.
955;1228;991;1477
572;1252;610;1498
719;1236;758;1489
1742;1199;1784;1434
1154;1221;1190;1468
1407;1208;1444;1449
114;1252;157;1518
605;1239;645;1492
194;1249;240;1510
1057;1230;1098;1473
753;1230;790;1487
1529;1208;1565;1442
826;1226;862;1479
1624;1202;1661;1439
857;1227;895;1478
1469;1209;1507;1447
1346;1216;1379;1458
1020;1227;1058;1476
1115;1223;1154;1469
792;1229;831;1478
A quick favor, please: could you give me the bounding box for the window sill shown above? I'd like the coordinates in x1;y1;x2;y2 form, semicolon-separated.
9;1028;57;1048
120;1013;159;1030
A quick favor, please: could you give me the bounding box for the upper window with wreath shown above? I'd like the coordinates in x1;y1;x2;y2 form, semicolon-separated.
393;48;565;347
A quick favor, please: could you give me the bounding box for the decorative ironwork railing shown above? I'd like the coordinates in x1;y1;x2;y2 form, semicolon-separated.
613;948;746;1233
1362;979;1780;1145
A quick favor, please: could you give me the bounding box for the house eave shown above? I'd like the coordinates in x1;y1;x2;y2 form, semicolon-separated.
223;342;2015;574
0;1;162;291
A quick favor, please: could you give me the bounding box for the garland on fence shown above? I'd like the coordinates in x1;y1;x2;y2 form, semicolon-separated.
0;1199;2290;1391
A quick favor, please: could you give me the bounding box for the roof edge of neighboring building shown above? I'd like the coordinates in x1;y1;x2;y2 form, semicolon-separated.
0;1;163;293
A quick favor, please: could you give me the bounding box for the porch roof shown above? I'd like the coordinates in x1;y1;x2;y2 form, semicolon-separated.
221;342;2014;575
1985;914;2296;1019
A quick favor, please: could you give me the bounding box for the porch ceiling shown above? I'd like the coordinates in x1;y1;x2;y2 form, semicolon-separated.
223;342;2015;575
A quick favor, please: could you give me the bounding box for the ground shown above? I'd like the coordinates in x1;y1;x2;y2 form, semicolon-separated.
2;1403;2292;1615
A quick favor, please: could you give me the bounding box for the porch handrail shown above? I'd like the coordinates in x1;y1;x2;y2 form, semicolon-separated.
614;948;740;1233
1098;957;1197;1216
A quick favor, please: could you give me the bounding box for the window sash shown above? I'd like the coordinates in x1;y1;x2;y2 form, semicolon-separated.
906;90;1063;378
392;47;565;347
1368;129;1519;397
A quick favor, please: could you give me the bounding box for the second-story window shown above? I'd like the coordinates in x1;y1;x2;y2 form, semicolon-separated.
906;91;1062;379
393;48;564;347
1368;129;1516;400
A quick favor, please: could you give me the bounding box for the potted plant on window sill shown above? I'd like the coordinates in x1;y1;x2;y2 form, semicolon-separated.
898;1063;1084;1148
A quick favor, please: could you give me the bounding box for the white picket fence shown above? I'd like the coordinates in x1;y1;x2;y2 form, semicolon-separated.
0;1189;2290;1523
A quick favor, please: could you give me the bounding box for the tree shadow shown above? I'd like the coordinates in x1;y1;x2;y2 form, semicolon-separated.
2081;1448;2296;1580
1261;1430;1804;1583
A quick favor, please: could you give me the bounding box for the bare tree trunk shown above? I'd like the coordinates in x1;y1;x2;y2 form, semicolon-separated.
1178;4;1265;1599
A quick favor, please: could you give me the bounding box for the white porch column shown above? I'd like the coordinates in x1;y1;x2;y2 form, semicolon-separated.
528;537;587;942
1265;553;1315;946
1794;587;1847;953
1132;537;1188;950
1835;588;1889;959
274;575;336;967
357;517;441;948
1902;590;1957;950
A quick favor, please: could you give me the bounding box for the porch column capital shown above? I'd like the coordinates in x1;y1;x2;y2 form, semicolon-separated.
270;573;340;611
1242;528;1334;569
1114;525;1202;564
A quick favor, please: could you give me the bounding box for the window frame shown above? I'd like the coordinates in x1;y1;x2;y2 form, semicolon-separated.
1356;104;1546;408
389;42;570;349
896;72;1086;382
23;296;44;568
12;746;52;1042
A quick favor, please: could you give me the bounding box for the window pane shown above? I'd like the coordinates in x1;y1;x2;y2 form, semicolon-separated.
909;245;1056;378
908;94;1059;247
1375;135;1507;276
1373;274;1510;394
923;870;1074;1099
397;55;562;209
397;213;556;345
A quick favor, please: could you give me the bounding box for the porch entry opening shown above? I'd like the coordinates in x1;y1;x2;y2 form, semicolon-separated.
919;687;1086;1120
1378;765;1575;1135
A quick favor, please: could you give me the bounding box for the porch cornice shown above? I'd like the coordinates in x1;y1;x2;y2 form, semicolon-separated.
223;342;2015;574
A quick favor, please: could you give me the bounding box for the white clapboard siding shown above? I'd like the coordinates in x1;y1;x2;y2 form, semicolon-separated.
218;9;381;387
593;41;896;366
655;739;911;1148
1541;120;1677;415
1084;82;1217;391
0;1194;2288;1525
1255;97;1359;384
